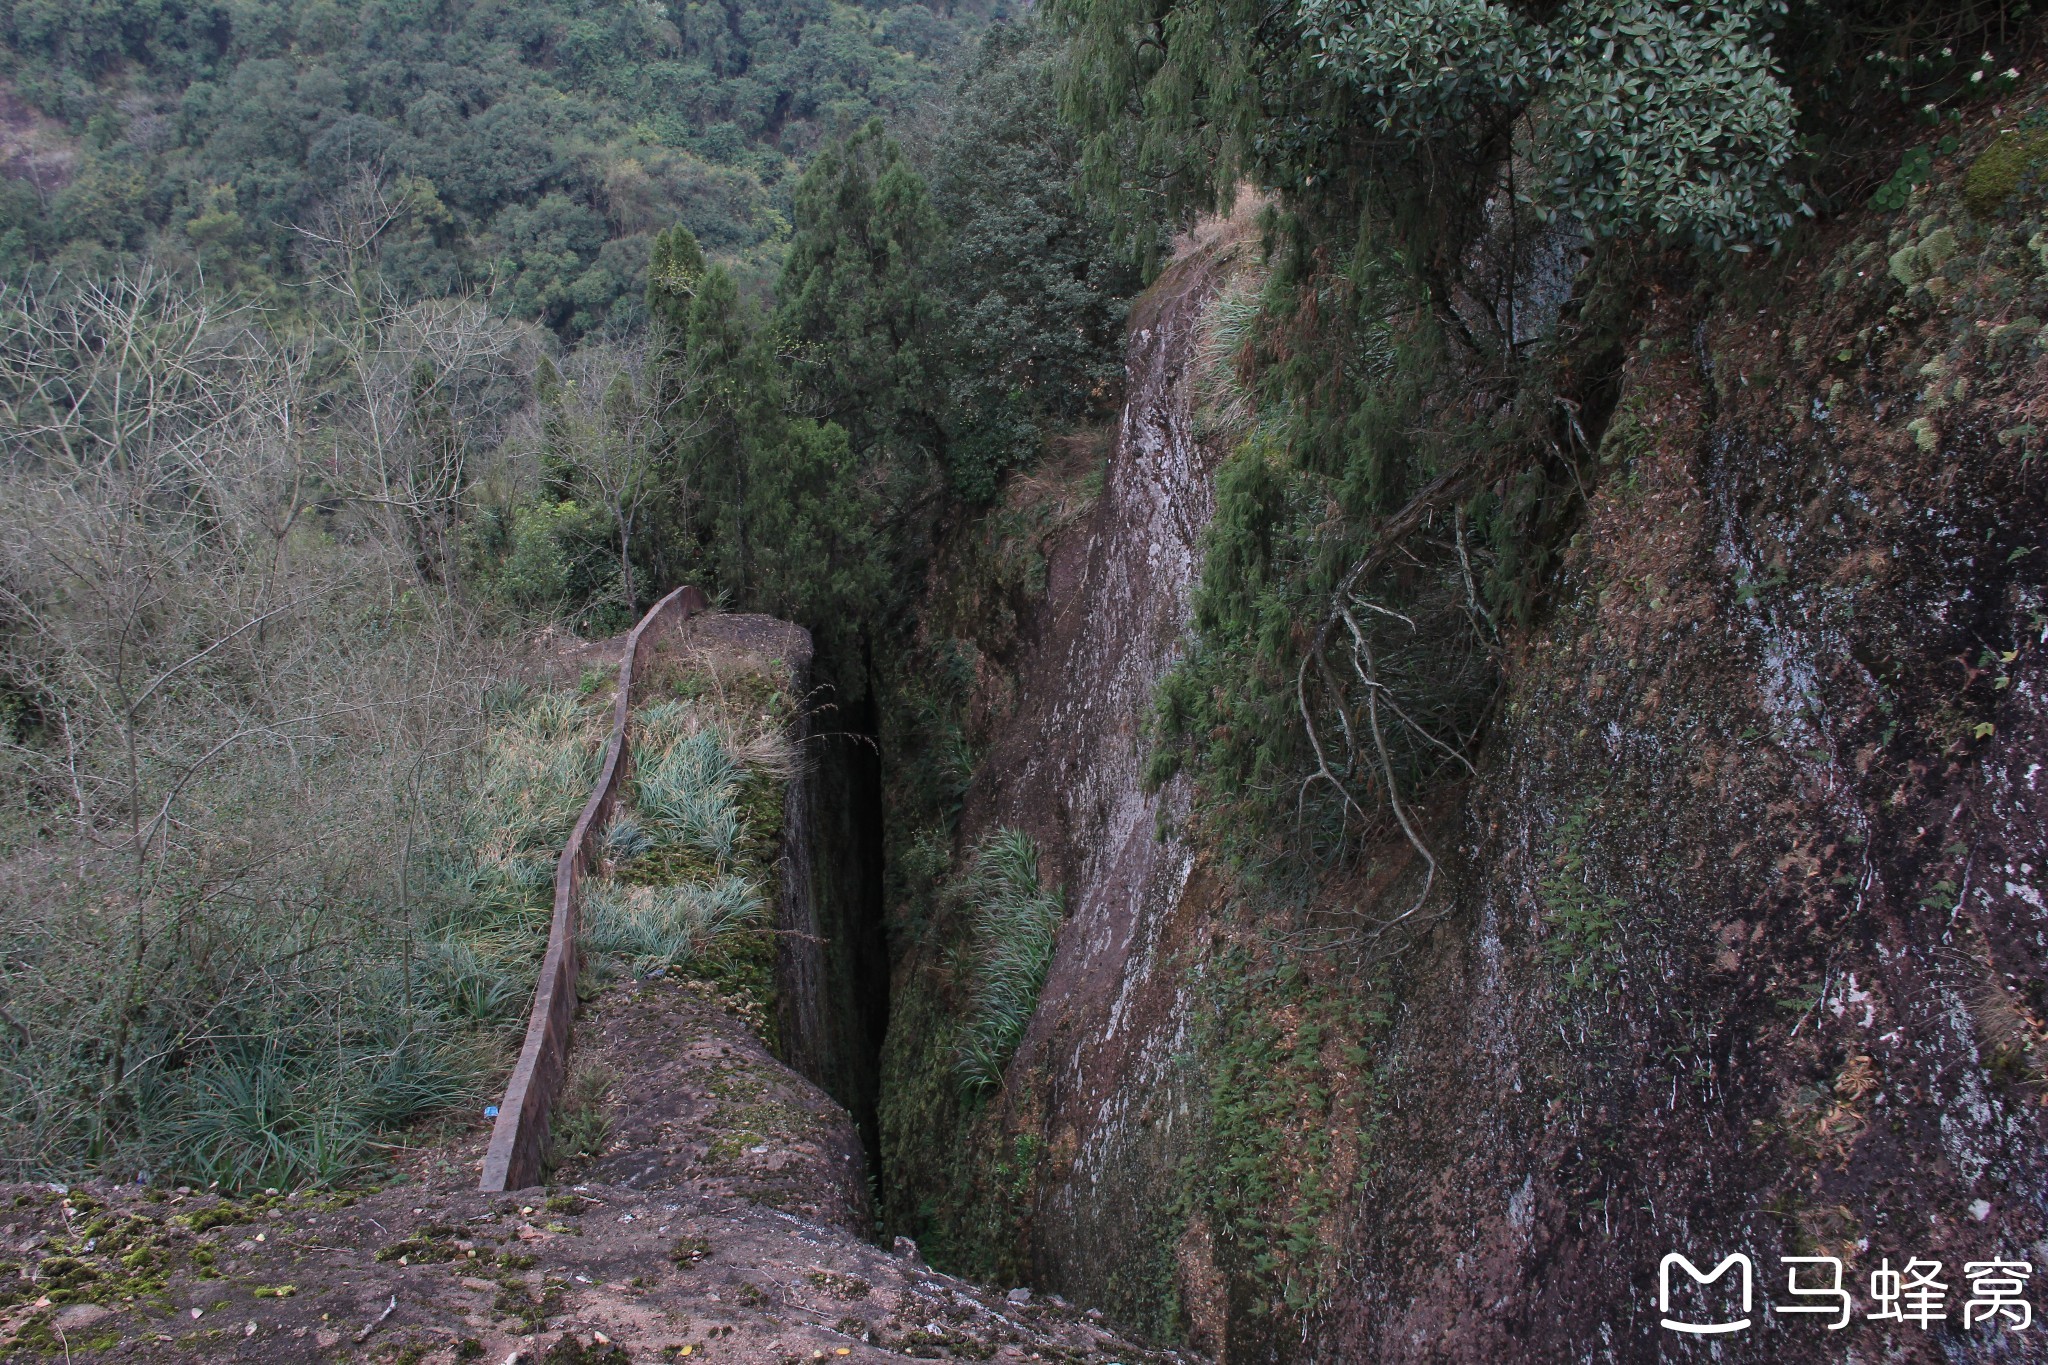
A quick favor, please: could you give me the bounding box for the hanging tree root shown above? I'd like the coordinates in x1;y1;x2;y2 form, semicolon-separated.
1289;457;1513;953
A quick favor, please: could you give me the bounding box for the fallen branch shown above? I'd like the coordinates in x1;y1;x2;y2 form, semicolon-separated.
355;1295;396;1343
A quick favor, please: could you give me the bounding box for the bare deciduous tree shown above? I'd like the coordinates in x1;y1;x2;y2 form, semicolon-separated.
0;261;519;1179
542;344;705;615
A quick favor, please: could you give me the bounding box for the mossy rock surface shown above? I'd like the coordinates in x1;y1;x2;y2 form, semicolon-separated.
1965;130;2048;216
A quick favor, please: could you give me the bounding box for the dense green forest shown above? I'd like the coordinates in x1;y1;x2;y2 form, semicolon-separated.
0;0;1006;331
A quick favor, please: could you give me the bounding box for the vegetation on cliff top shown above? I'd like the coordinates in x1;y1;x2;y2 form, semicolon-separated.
1098;0;2040;883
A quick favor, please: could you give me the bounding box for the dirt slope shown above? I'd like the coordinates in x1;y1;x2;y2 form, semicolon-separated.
0;978;1180;1363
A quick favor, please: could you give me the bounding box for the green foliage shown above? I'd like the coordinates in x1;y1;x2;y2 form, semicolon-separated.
646;223;707;331
583;878;764;967
459;692;607;909
0;271;600;1193
545;1067;615;1172
1181;945;1389;1327
1297;0;1803;251
1051;0;2039;295
1141;247;1507;854
632;24;1134;706
1191;444;1290;641
0;0;995;334
578;682;785;1035
950;829;1065;1096
646;224;888;663
1057;0;1947;878
925;25;1137;502
1537;803;1630;998
0;684;609;1191
162;1024;477;1192
472;500;612;615
1871;145;1935;211
631;706;747;865
776;119;945;471
1053;0;1271;273
744;417;887;628
873;821;1059;1287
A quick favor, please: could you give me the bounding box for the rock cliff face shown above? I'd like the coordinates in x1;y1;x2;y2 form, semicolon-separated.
888;142;2048;1363
943;222;1247;1311
1309;264;2048;1362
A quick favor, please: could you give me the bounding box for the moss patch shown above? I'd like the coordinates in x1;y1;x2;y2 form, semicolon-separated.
1965;129;2048;217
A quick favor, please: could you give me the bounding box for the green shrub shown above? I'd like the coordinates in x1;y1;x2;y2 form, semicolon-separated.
479;500;618;616
1296;0;1801;249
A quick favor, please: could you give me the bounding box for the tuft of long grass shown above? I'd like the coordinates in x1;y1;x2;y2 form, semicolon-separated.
544;1065;615;1176
604;813;653;862
107;955;489;1192
951;829;1065;1098
420;934;534;1025
459;692;606;912
581;876;764;968
630;706;745;866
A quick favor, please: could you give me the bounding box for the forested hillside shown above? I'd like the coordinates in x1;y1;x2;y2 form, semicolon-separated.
0;0;1000;331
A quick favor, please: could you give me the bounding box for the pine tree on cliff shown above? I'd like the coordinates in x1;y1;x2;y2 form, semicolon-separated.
643;223;882;659
925;23;1134;504
774;119;945;529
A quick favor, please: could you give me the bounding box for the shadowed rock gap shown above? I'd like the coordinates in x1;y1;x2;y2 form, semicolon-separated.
786;682;893;1179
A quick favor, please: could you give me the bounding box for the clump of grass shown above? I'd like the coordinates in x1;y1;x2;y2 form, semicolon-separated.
631;703;745;866
544;1067;614;1176
1970;974;2047;1089
420;935;532;1026
581;876;764;968
154;997;485;1192
459;693;606;913
951;829;1065;1097
1537;803;1629;998
568;693;783;1026
603;813;654;862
